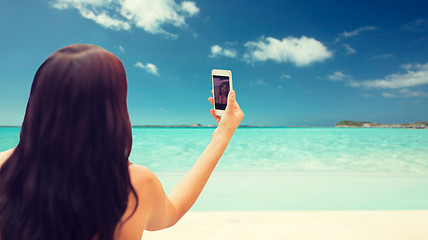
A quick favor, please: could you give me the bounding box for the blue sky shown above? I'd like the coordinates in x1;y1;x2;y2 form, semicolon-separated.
1;0;428;126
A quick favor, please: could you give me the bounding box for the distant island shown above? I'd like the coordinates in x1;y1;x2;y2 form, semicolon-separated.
335;120;428;129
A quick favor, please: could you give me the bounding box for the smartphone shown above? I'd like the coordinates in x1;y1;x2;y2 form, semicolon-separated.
212;69;233;116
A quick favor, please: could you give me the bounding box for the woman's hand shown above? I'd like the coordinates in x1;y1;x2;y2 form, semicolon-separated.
208;90;244;139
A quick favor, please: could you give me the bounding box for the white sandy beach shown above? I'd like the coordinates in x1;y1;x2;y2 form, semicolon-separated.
145;172;428;239
144;210;428;240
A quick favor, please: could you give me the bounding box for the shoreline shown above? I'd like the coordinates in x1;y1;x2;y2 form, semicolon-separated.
143;210;428;240
155;170;428;177
156;171;428;211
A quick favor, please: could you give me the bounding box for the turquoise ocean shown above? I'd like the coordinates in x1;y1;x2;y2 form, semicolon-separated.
1;127;428;210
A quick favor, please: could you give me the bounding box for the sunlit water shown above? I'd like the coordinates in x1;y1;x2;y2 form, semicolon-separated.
129;127;428;174
2;127;428;210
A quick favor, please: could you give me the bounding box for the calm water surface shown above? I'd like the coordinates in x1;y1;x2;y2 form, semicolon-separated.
1;127;428;174
2;127;428;210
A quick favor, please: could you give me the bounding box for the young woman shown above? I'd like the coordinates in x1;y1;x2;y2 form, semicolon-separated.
215;82;229;110
218;83;229;104
0;44;244;240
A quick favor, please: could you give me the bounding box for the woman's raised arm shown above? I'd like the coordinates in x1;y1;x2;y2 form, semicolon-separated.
144;90;244;230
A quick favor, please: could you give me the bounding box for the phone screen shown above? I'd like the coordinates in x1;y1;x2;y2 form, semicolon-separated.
213;75;230;110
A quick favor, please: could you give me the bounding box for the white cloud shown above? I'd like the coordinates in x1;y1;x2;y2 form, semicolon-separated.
349;63;428;89
279;74;291;79
243;36;332;67
209;45;237;58
382;88;428;98
80;9;131;30
342;26;378;38
381;92;396;98
372;53;394;59
181;1;199;15
412;36;428;44
327;71;352;81
335;26;378;43
134;62;159;76
52;0;110;9
118;45;125;52
343;44;356;54
224;41;238;46
401;19;428;32
210;45;222;56
400;64;413;71
51;0;199;36
249;79;269;86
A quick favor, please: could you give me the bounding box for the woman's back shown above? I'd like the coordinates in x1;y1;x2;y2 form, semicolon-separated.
0;150;167;240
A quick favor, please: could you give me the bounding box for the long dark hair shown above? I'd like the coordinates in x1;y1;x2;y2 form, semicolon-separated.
0;44;137;240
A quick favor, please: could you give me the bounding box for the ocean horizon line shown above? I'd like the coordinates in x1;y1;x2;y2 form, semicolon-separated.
0;125;333;128
1;120;427;129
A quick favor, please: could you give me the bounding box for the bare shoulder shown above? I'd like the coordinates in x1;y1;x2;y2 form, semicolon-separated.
128;163;161;190
128;163;167;209
129;164;156;181
0;148;15;167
